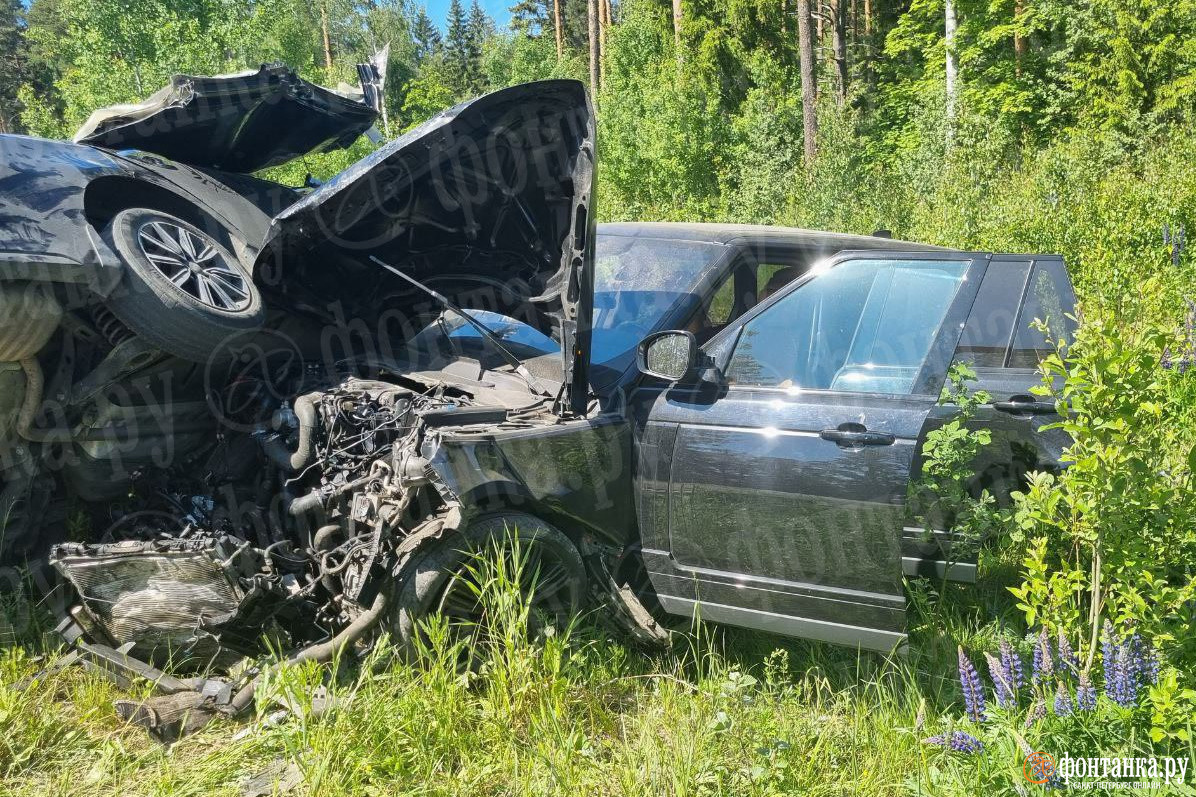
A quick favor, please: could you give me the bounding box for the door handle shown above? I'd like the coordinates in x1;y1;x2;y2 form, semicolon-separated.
820;423;895;447
992;395;1056;415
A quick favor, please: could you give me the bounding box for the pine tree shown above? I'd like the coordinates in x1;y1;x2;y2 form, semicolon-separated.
412;6;442;61
465;0;491;92
445;0;471;95
510;0;549;38
0;0;28;133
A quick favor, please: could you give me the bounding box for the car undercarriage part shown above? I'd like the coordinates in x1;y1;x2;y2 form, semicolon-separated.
0;282;64;445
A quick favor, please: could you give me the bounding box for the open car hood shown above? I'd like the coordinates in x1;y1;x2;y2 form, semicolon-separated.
74;63;382;173
261;80;596;414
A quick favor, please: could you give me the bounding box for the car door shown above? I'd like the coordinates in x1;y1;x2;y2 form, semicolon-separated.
635;251;989;651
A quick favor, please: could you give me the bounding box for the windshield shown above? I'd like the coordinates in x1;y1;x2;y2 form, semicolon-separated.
405;235;726;389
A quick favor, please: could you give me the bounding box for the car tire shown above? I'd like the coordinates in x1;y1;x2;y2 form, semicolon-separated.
391;512;587;662
101;208;265;363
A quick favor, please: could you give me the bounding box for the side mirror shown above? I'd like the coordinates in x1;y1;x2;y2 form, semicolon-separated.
637;330;698;381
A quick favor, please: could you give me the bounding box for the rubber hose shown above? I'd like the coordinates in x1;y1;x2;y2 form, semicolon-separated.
227;588;388;715
262;393;320;472
16;358;74;443
313;523;345;594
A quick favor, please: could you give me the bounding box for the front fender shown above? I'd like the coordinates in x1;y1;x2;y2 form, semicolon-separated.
427;416;636;548
0;135;126;296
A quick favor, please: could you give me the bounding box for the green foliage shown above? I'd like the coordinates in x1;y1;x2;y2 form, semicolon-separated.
909;362;999;562
1009;312;1196;677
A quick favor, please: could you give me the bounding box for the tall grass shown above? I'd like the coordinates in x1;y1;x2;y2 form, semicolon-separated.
0;536;1109;796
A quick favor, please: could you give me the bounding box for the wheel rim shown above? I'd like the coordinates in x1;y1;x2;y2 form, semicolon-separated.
136;220;252;312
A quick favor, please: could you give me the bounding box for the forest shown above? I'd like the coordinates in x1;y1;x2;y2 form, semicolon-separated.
3;0;1196;794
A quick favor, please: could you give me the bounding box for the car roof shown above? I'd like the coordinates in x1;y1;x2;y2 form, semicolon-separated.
597;221;947;251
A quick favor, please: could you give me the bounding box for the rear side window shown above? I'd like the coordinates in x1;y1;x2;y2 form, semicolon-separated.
954;258;1074;369
955;261;1031;367
1008;259;1074;368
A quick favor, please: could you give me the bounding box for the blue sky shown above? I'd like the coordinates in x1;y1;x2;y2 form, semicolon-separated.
423;0;513;31
13;0;513;33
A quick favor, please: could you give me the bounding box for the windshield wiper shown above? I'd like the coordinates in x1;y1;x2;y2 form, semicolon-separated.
368;256;550;396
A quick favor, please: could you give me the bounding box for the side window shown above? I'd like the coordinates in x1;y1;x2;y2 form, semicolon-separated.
726;258;970;394
757;263;802;301
955;261;1031;367
1008;260;1074;368
706;272;737;325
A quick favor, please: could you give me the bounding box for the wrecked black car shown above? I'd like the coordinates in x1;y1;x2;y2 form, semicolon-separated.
0;66;1076;739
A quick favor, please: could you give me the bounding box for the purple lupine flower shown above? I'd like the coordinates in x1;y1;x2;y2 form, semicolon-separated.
1032;628;1054;684
1103;632;1141;708
958;646;987;723
1025;697;1046;727
923;731;984;754
1053;681;1073;717
1076;670;1097;711
1056;629;1079;677
985;652;1014;707
1143;646;1161;685
1124;631;1152;684
1000;639;1025;693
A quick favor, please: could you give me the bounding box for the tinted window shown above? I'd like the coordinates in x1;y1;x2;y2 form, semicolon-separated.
955;260;1031;367
726;258;970;394
1008;260;1073;368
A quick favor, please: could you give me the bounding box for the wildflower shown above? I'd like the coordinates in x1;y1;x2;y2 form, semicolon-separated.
1126;632;1145;680
1000;639;1025;692
1101;621;1117;701
985;652;1014;707
923;731;984;754
1053;681;1073;717
1143;646;1161;685
1025;697;1046;727
1056;629;1079;677
1076;671;1097;711
958;646;987;723
1032;628;1054;684
1110;637;1140;708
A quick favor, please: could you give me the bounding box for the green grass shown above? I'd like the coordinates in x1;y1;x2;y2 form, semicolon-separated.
0;548;1186;796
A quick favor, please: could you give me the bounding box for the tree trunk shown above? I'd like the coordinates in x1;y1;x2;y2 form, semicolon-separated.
863;0;870;35
945;0;957;142
321;2;334;72
588;0;600;94
672;0;683;53
1013;0;1026;77
599;0;608;87
553;0;564;60
831;0;848;105
797;0;817;165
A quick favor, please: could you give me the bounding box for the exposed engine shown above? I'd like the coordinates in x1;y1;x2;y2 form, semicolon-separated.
41;358;594;741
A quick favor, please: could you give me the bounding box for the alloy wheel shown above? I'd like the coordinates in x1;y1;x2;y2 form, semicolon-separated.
136;221;252;312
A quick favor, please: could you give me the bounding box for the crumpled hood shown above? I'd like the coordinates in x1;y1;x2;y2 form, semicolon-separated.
260;80;596;414
74;64;381;173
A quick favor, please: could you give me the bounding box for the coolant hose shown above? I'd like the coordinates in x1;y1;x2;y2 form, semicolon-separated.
226;588;389;715
16;358;74;443
262;393;319;472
